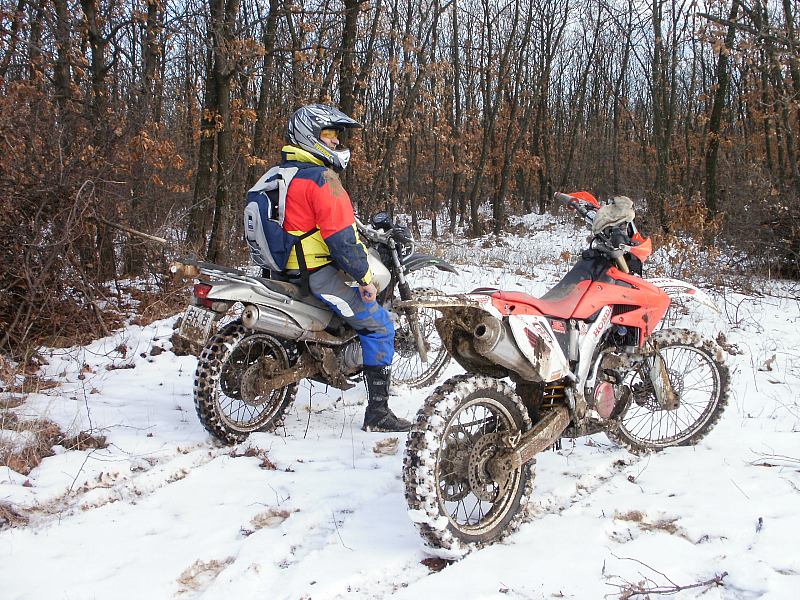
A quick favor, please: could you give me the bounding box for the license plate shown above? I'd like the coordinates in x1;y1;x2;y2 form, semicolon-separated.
178;305;216;346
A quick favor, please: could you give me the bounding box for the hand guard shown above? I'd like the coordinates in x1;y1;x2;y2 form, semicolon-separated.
591;196;635;234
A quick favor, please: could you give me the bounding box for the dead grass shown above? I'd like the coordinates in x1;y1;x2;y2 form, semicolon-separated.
615;510;680;535
0;502;29;529
1;419;64;475
4;375;59;394
250;507;292;530
229;446;277;470
1;397;25;410
126;280;189;327
177;557;234;593
1;414;108;475
60;431;108;451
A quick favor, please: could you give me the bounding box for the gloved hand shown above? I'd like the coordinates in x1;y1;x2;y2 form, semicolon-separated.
359;282;378;303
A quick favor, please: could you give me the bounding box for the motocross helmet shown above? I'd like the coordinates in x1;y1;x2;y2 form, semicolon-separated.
286;104;361;172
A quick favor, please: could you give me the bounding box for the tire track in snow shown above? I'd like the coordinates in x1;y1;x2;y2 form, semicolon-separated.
21;442;228;524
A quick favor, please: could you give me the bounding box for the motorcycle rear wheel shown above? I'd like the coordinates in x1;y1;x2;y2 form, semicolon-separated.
194;320;297;444
606;328;730;452
403;375;533;555
392;288;451;388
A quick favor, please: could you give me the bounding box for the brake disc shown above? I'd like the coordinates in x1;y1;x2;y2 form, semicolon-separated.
239;356;281;407
439;426;475;501
467;432;507;502
631;367;683;410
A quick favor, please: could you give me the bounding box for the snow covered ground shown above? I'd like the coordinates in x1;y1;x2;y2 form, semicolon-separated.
1;218;799;599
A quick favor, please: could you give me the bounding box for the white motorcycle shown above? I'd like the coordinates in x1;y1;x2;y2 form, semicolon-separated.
173;213;457;444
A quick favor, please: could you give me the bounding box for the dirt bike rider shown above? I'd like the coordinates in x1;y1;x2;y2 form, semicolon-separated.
257;104;412;432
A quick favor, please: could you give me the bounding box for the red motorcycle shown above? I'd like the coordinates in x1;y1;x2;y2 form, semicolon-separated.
402;192;730;555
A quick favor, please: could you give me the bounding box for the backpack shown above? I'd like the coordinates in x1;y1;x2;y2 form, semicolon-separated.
244;165;317;273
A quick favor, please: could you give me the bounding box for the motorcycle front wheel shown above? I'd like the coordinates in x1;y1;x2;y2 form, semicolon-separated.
194;320;297;444
392;288;451;388
606;328;730;453
403;375;533;555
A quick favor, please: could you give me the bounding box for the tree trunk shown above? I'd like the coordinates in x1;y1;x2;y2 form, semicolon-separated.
125;0;162;275
206;0;241;264
52;0;72;109
338;0;360;189
248;0;279;187
448;0;463;234
186;46;217;255
0;0;27;80
704;0;739;216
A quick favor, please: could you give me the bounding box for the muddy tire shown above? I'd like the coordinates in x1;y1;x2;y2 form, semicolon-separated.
392;288;451;389
606;328;729;453
194;320;297;444
403;374;533;556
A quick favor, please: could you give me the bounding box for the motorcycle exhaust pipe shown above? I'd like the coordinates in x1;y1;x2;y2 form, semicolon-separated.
242;304;304;339
473;316;541;382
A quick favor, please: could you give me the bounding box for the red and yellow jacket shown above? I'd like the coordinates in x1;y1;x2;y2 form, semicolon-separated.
280;145;373;285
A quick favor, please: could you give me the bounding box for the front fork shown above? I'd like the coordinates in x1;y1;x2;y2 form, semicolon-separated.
389;239;429;363
647;352;679;410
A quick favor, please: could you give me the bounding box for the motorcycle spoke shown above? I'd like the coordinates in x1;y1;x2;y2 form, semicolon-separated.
435;400;518;528
619;343;720;445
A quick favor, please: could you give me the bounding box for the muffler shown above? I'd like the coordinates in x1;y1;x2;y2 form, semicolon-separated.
242;305;304;339
473;316;540;381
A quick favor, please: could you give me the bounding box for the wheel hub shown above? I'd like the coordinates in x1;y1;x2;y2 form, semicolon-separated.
467;432;505;502
239;356;280;407
394;326;417;358
439;426;474;501
631;367;683;410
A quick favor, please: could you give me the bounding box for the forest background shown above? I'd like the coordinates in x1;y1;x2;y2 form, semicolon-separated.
0;0;798;358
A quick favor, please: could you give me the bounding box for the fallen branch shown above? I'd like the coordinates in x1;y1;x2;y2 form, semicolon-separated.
750;452;800;469
90;215;167;245
606;553;728;598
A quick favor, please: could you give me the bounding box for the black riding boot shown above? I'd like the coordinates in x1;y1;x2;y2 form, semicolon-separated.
361;365;412;432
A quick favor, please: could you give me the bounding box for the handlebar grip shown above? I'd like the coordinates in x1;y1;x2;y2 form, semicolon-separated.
554;192;576;206
555;191;591;219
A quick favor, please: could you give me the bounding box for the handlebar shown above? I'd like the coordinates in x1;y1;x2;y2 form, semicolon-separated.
355;217;389;244
554;192;594;222
355;216;416;254
554;191;631;273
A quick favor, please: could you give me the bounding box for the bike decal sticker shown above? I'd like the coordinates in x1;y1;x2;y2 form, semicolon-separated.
592;307;612;340
509;315;569;382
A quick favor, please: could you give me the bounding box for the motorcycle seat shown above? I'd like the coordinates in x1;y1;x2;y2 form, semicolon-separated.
492;280;591;319
256;277;332;311
256;277;304;299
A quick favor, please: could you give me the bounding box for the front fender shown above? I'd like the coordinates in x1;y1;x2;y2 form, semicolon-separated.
401;252;458;275
646;278;721;314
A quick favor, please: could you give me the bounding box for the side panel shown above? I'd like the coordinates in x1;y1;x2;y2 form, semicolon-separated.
204;281;334;331
571;268;670;339
576;306;613;388
508;315;571;382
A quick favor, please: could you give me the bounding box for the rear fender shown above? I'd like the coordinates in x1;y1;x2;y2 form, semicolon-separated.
646;278;720;314
199;279;335;332
395;292;503;317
